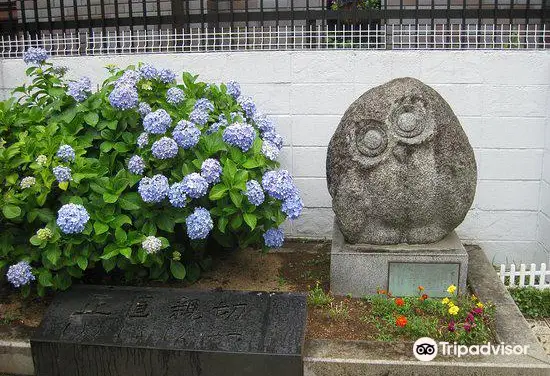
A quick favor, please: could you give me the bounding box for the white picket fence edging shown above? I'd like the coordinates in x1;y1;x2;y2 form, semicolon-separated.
498;263;550;289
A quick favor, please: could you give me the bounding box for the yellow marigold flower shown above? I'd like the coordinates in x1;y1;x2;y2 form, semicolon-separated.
447;284;457;294
448;305;460;315
476;302;484;308
441;297;450;305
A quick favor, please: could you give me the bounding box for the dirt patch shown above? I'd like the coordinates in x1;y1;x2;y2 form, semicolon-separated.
193;241;331;292
307;296;379;341
0;287;52;340
192;248;288;292
277;242;331;292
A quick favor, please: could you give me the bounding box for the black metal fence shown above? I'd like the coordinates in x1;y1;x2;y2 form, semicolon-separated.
0;0;548;37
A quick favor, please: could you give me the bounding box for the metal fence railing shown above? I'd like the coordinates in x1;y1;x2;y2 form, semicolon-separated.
0;24;546;58
0;0;548;37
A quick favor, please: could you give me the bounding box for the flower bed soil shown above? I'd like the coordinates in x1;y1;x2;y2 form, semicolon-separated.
0;240;492;346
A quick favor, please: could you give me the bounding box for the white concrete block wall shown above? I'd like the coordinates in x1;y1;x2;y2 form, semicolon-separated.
1;50;549;264
539;80;550;266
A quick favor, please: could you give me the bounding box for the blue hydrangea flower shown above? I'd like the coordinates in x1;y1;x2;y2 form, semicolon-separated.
53;166;72;182
56;203;90;234
262;170;296;201
173;120;200;149
282;192;303;219
222;123;256;152
138;174;169;203
168;182;187;208
143;109;171;134
244;180;265;206
262;130;283;149
109;83;138;110
158;69;176;84
261;140;280;161
137;132;149;148
6;261;35;288
151;137;179;159
166;87;185;105
201;158;222;184
253;113;276;133
226;81;241;99
56;145;75;162
206;114;228;135
263;227;284;248
138;102;151;117
128;155;145;175
194;98;214;112
116;70;141;86
207;121;223;135
189;108;209;126
186;207;213;240
23;47;48;65
182;173;209;199
142;236;162;254
139;64;158;80
67;77;92;102
238;96;256;118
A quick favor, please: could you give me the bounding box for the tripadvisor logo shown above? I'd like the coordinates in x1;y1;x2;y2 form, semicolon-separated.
413;337;438;361
413;337;530;361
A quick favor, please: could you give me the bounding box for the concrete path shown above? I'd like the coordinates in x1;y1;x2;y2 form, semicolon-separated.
528;318;550;355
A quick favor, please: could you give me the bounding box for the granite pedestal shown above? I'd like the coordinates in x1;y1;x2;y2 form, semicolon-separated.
330;221;468;297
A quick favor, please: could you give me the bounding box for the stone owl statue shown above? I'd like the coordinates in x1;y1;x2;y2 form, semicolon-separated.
326;77;477;245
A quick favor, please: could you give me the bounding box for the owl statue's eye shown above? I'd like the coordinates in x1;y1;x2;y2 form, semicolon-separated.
388;95;435;144
395;107;424;137
356;126;387;157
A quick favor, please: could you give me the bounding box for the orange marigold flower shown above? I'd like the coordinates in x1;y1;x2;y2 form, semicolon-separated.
395;297;405;306
418;286;424;291
396;315;407;327
377;289;387;295
419;294;428;301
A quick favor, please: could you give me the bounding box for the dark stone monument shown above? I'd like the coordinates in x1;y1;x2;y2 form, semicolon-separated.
31;285;307;376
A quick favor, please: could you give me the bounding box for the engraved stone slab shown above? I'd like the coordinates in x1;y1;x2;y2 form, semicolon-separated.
31;285;307;376
388;262;460;297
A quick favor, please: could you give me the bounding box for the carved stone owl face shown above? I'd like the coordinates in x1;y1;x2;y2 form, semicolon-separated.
326;77;477;245
349;94;436;170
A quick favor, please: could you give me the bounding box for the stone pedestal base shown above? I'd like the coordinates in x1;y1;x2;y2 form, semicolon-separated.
330;221;468;297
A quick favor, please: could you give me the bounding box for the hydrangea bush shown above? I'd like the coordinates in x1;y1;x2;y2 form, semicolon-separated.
0;49;303;296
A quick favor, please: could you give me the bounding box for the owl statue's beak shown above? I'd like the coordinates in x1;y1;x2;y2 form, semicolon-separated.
392;144;408;163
